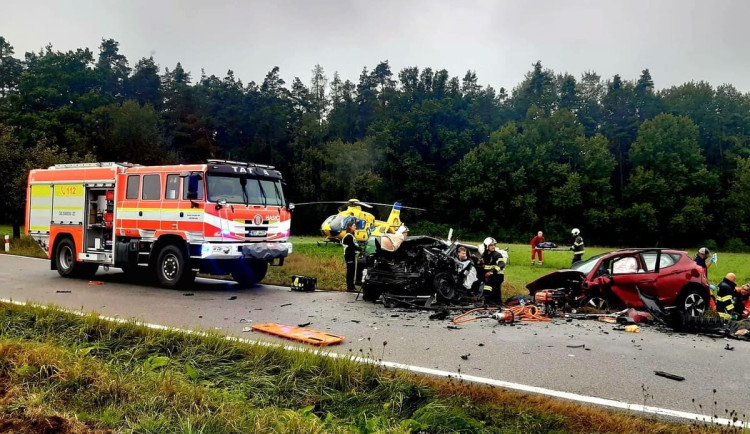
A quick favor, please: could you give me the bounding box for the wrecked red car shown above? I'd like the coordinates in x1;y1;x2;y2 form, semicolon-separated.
526;248;711;316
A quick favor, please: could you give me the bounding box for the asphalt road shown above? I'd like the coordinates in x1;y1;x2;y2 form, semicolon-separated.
1;254;748;421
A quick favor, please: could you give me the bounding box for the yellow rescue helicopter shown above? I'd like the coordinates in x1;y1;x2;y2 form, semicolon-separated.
293;199;424;244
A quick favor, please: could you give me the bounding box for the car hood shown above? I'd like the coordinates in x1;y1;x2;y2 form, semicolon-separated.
526;270;585;293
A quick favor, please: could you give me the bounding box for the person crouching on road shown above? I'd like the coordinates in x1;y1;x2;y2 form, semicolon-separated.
570;228;585;267
480;237;505;304
716;273;750;320
342;220;362;292
530;230;545;266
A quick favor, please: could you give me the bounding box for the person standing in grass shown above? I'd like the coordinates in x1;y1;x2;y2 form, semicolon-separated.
530;231;545;266
693;247;715;277
480;237;505;304
342;220;362;292
570;228;585;266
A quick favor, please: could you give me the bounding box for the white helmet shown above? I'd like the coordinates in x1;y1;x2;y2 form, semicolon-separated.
478;237;496;255
571;228;580;236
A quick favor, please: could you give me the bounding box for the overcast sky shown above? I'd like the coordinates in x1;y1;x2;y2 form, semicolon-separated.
2;0;749;93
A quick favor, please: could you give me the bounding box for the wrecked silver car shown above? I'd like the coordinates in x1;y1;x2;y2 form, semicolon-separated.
359;236;487;303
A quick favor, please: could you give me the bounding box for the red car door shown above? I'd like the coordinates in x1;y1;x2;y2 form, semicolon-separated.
607;253;659;307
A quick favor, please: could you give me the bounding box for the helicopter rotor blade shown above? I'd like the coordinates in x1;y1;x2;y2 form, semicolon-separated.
363;202;425;211
355;201;373;208
292;201;347;206
398;205;426;211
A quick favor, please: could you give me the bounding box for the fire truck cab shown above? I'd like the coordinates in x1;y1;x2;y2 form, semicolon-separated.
25;160;293;288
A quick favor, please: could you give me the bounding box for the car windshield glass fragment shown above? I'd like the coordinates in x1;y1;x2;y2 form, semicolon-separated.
206;175;284;206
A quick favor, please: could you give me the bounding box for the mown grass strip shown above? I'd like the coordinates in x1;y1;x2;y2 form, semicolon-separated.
0;301;728;433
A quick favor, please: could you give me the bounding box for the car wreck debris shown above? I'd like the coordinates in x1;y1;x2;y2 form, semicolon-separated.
637;287;750;341
654;371;685;381
359;235;507;304
526;248;711;317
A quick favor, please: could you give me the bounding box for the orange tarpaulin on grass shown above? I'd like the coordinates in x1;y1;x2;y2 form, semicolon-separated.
251;323;345;346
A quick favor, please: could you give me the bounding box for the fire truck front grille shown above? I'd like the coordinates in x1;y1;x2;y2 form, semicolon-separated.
243;220;267;238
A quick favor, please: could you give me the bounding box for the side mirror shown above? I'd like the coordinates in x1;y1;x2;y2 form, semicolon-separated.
288;202;295;211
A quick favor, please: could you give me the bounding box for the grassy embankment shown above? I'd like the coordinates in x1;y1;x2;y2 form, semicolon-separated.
0;301;730;433
2;226;748;295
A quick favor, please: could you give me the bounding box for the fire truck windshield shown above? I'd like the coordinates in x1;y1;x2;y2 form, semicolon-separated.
206;174;285;206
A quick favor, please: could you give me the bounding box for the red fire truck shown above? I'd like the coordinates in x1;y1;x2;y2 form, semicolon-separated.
25;160;293;287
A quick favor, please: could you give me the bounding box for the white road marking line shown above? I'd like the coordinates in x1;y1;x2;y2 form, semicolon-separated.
1;297;745;428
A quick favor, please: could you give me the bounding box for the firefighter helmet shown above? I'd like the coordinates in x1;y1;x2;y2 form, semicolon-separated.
478;237;497;255
698;247;710;256
571;228;580;236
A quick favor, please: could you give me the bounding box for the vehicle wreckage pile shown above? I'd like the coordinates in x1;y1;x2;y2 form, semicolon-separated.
355;234;750;342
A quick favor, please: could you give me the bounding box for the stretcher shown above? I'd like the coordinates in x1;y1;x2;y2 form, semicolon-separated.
251;323;345;346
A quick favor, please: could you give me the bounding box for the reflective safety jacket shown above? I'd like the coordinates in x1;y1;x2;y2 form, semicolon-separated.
572;236;585;255
342;233;361;261
481;251;506;275
716;277;738;320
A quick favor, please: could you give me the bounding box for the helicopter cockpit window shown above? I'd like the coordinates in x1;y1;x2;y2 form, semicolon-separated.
326;215;348;234
206;174;285;206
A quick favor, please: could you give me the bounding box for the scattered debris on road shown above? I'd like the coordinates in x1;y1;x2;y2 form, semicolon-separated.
460;353;470;360
55;290;71;293
654;371;685;381
252;323;344;346
183;293;194;296
88;281;104;285
228;296;237;300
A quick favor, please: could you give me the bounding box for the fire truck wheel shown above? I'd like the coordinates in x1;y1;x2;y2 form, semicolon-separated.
250;260;268;282
55;238;78;278
155;244;195;288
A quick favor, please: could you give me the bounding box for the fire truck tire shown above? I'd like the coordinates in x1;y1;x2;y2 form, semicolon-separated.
54;238;78;278
155;244;195;288
250;260;268;282
232;260;260;287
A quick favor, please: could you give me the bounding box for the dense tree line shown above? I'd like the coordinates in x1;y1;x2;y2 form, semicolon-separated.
1;36;749;249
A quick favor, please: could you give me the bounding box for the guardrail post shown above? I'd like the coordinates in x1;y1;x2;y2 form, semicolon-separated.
4;235;9;252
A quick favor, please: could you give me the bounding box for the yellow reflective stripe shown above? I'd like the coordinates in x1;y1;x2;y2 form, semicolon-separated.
719;312;732;320
31;184;51;197
716;295;733;302
29;226;49;232
30;205;51;210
